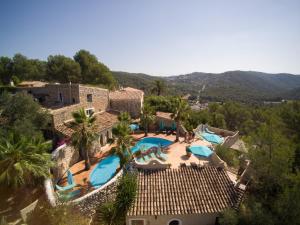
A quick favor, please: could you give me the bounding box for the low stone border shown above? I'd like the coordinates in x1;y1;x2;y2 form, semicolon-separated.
44;178;57;207
71;169;124;216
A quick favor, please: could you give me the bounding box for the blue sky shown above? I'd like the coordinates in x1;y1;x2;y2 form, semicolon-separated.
1;0;300;75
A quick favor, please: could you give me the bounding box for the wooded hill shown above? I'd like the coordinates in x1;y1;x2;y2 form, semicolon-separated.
113;70;300;102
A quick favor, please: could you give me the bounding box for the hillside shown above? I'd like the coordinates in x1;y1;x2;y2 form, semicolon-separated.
113;70;300;102
112;71;163;94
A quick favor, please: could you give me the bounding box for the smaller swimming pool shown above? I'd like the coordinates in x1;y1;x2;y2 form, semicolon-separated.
90;155;120;188
201;132;224;144
188;145;213;157
131;137;173;153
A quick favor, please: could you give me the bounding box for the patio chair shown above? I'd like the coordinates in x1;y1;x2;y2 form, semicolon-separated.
55;170;76;192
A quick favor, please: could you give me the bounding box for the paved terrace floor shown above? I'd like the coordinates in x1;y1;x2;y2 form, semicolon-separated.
131;133;213;168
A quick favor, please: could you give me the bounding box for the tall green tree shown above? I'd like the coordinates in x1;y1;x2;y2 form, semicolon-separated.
171;98;190;142
0;134;53;188
0;57;13;85
71;108;97;170
140;104;156;137
12;54;47;81
46;55;81;83
151;79;166;96
0;92;50;138
74;50;116;88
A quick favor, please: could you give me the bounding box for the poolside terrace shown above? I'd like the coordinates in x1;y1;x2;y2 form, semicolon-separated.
131;133;213;168
57;132;238;201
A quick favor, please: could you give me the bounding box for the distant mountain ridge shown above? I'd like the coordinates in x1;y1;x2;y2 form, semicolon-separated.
112;70;300;102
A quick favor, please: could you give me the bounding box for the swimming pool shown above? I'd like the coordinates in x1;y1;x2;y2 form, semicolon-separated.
188;145;213;157
131;137;173;153
201;132;224;144
89;155;120;188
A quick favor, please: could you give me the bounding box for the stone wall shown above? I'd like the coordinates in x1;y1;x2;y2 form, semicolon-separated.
50;85;109;126
133;159;171;170
209;152;227;169
78;85;109;112
52;128;113;181
52;145;80;182
44;83;80;107
73;170;123;217
207;125;236;136
222;131;239;148
110;98;142;119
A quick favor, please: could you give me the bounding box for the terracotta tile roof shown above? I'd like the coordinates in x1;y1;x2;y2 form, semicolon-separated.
156;111;173;120
54;111;119;137
109;87;144;101
128;166;242;216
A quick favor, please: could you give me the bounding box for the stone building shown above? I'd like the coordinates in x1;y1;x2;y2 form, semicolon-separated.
17;82;144;144
109;87;144;119
127;166;244;225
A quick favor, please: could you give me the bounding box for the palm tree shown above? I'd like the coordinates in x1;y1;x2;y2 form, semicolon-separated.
0;133;53;188
151;80;165;96
140;104;156;137
111;122;133;168
71;108;97;171
171;98;190;142
117;112;131;125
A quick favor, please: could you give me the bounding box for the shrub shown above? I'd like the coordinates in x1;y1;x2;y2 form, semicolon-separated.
96;172;137;225
216;145;239;168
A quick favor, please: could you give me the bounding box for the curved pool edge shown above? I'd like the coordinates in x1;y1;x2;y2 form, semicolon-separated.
71;168;123;203
131;136;173;153
89;155;120;188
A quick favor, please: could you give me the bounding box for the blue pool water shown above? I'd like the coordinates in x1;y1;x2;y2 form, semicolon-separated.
201;132;224;144
188;145;213;157
131;137;173;153
90;155;120;188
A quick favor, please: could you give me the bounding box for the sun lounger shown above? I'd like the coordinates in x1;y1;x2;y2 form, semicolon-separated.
205;127;215;134
136;157;147;164
57;189;81;200
55;170;76;192
156;149;168;161
144;155;151;161
149;152;157;158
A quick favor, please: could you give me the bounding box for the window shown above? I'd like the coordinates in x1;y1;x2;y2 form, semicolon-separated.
87;94;93;102
168;219;181;225
85;108;94;117
130;219;145;225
